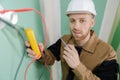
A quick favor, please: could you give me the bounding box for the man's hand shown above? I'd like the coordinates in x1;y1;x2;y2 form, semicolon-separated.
63;44;80;69
25;41;44;59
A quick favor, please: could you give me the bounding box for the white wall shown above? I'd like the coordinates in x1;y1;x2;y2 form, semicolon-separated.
99;0;120;42
39;0;62;80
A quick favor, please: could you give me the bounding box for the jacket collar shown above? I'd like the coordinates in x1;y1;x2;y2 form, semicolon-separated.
82;30;99;54
65;30;99;54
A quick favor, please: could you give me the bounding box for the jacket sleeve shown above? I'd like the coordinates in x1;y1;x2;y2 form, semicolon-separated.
44;39;61;65
72;51;119;80
93;49;119;80
73;62;101;80
93;59;119;80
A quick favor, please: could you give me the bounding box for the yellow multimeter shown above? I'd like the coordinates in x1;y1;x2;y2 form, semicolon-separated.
25;28;41;59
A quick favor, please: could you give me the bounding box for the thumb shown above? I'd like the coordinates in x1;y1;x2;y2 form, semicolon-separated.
38;43;44;52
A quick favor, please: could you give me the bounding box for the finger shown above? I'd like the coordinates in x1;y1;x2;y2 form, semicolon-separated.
64;46;75;57
64;51;75;61
63;54;71;64
25;41;30;47
63;54;76;68
63;55;68;62
63;50;71;57
65;45;78;57
26;48;36;56
66;44;74;49
64;46;72;53
64;44;75;52
38;43;44;52
28;53;36;59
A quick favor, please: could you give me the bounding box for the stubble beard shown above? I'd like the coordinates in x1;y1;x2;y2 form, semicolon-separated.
71;29;91;45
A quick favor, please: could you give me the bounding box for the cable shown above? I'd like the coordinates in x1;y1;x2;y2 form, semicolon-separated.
24;59;36;80
0;8;33;14
0;8;52;80
19;8;51;80
32;8;48;48
0;17;26;80
0;8;48;48
39;52;52;80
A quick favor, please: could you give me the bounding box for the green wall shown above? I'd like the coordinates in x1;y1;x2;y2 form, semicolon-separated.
111;21;120;51
0;0;49;80
61;0;107;36
61;0;71;35
1;0;119;80
109;3;120;51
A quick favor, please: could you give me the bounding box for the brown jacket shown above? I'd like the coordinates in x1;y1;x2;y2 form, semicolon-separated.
45;30;118;80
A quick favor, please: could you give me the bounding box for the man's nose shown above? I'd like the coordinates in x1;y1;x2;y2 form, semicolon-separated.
74;21;80;29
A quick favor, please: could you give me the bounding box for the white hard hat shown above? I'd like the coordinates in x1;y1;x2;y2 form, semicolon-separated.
66;0;97;16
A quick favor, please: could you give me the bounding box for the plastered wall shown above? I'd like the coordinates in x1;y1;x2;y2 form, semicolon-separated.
0;0;119;80
0;0;49;80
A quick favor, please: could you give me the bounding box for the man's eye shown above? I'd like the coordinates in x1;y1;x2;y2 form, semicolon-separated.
79;19;86;23
70;19;75;23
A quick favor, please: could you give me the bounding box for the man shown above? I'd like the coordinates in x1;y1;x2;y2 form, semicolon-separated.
26;0;119;80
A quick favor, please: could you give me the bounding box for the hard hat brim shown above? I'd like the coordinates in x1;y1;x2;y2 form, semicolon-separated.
66;11;96;16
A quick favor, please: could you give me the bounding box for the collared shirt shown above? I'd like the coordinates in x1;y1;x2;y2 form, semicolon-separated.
46;30;119;80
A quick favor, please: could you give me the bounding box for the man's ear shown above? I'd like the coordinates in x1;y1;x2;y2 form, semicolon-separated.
90;18;95;28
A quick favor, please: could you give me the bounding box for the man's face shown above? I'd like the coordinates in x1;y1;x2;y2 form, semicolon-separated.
69;13;95;41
